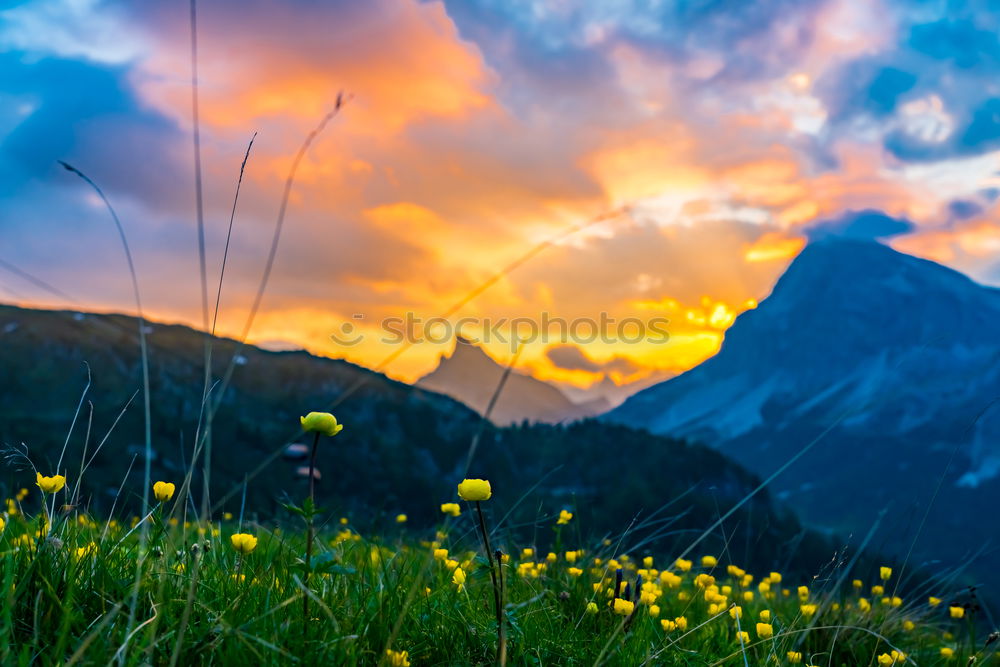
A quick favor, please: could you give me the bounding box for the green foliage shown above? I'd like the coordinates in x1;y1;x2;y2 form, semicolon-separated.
0;505;982;665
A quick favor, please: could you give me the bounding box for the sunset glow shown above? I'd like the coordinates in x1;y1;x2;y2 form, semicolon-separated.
4;0;1000;396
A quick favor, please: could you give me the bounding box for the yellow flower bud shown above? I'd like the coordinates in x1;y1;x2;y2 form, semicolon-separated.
612;598;634;616
153;481;175;503
230;533;258;554
452;567;466;590
299;412;344;437
756;622;773;639
457;478;491;501
440;503;461;517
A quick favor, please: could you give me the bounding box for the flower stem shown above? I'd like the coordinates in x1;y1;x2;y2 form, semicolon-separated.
474;501;506;666
303;430;320;639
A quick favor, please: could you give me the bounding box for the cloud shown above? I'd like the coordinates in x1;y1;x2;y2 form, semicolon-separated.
806;209;916;241
0;52;183;201
546;343;643;376
6;0;1000;387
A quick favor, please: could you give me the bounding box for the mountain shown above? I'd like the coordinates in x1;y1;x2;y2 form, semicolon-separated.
0;303;873;581
416;337;609;425
608;238;1000;589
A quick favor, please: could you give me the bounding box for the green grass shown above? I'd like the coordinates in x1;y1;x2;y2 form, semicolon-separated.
0;484;986;666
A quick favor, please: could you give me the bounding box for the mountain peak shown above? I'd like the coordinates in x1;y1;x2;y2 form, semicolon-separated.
606;241;1000;592
417;337;599;425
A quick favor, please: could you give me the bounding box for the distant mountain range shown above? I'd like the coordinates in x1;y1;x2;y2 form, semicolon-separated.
607;238;1000;590
0;303;860;581
416;337;609;425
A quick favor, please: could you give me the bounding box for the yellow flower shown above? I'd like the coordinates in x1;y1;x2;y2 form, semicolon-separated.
903;620;915;631
735;631;749;644
800;604;818;617
565;550;579;563
546;552;557;563
36;473;66;494
433;548;449;561
729;606;742;619
649;604;660;617
152;481;175;503
929;596;942;607
440;503;461;517
674;557;692;571
452;566;466;591
230;533;258;554
859;598;871;613
0;517;4;532
674;616;688;630
568;567;583;577
949;606;964;618
798;585;809;600
522;547;534;559
877;654;894;666
852;579;863;589
759;610;771;622
880;566;892;581
74;542;96;559
660;619;675;631
385;649;411;667
585;601;598;614
299;412;344;436
769;572;782;583
872;585;884;596
457;478;491;501
743;591;754;602
940;647;954;659
643;556;654;568
612;598;635;616
787;651;802;663
16;488;28;501
556;509;573;525
701;555;717;567
756;622;773;639
395;514;407;524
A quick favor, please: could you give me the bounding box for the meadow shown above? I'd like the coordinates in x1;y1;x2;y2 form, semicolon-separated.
0;428;990;665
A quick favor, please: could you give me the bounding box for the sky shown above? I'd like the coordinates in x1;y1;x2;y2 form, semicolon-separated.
3;0;1000;395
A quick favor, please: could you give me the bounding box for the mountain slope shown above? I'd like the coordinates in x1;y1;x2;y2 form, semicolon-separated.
0;303;870;581
607;238;1000;587
416;337;608;425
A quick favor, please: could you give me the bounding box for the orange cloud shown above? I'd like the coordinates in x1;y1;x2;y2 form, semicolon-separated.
137;0;495;135
745;232;806;263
